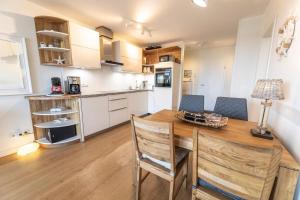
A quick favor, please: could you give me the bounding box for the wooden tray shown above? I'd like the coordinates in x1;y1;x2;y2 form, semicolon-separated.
175;111;228;128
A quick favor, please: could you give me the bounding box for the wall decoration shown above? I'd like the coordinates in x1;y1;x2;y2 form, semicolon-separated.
276;16;297;57
0;34;32;95
184;70;192;81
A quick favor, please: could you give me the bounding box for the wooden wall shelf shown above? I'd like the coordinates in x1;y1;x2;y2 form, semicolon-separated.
34;16;72;67
142;46;182;68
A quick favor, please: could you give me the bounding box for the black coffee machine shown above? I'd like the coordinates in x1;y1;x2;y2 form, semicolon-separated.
65;76;81;94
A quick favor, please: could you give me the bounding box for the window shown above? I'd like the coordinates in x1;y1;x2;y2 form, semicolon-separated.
0;34;32;95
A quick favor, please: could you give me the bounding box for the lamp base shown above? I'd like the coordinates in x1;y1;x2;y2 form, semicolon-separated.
250;128;273;140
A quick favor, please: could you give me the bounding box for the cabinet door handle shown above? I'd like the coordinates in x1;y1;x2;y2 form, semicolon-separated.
109;107;127;112
109;98;127;101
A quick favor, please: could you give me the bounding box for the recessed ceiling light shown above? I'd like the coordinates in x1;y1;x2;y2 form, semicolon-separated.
192;0;208;7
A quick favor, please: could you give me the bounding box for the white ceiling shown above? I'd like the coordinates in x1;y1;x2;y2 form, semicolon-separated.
30;0;270;46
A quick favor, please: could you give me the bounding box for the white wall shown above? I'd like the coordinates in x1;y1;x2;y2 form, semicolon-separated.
184;46;235;110
232;0;300;198
0;0;145;156
265;0;300;199
230;16;265;122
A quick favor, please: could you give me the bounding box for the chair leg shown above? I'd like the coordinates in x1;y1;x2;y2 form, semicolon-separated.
136;166;142;200
184;156;188;189
169;179;175;200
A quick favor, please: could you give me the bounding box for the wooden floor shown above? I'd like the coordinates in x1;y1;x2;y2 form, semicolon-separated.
0;123;192;200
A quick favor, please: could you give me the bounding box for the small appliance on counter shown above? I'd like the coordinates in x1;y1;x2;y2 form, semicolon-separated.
65;76;81;94
49;77;64;96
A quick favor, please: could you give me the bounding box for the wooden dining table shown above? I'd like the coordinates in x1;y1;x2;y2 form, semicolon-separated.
132;109;300;200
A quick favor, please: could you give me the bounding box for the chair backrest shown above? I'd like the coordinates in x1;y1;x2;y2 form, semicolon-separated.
131;115;175;172
192;129;282;200
179;95;205;113
213;97;248;121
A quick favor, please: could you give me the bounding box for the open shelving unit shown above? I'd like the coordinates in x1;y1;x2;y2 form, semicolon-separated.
27;95;83;148
34;16;72;67
142;46;182;74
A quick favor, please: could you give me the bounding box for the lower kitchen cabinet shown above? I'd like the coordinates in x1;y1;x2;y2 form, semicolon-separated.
128;92;148;117
148;91;155;114
109;108;129;127
81;96;109;136
108;94;129;127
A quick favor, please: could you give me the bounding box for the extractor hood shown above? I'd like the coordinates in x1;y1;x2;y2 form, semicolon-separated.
96;26;124;66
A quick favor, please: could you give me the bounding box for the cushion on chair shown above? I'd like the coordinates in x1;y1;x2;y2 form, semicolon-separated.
213;97;248;121
179;95;204;113
142;147;189;170
197;179;244;200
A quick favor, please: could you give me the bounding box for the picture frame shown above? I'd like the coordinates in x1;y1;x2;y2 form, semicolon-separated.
0;33;32;95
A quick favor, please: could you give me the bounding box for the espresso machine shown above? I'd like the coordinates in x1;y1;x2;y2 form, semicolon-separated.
65;76;81;94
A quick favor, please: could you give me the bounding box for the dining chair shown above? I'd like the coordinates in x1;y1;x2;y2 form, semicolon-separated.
192;128;282;200
213;97;248;121
179;95;205;113
131;115;189;200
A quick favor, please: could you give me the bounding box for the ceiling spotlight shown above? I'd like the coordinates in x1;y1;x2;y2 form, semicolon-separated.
192;0;208;7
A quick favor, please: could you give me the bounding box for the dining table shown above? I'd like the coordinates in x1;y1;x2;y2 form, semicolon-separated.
132;109;300;200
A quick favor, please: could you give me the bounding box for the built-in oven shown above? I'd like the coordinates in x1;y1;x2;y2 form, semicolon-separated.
155;68;172;87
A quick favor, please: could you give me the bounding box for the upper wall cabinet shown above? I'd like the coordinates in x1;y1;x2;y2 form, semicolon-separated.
34;16;72;67
113;40;142;73
69;22;101;69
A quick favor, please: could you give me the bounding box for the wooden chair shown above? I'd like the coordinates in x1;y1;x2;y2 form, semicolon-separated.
131;115;189;200
192;128;282;200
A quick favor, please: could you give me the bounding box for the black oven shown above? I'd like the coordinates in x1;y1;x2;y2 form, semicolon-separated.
155;68;172;87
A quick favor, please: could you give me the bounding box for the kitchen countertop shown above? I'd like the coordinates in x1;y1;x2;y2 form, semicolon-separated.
80;89;152;98
26;89;152;99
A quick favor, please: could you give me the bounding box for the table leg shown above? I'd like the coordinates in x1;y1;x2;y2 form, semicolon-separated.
272;167;299;200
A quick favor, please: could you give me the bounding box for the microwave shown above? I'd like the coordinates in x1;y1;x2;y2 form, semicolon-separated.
155;68;172;87
159;55;175;62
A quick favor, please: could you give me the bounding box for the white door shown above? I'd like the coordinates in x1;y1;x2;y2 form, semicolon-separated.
81;96;109;136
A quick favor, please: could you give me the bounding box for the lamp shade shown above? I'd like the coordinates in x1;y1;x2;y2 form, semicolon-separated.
251;79;284;100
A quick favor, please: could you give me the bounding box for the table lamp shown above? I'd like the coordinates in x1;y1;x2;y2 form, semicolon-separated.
251;79;284;139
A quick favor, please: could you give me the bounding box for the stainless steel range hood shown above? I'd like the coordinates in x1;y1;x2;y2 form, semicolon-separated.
96;26;124;66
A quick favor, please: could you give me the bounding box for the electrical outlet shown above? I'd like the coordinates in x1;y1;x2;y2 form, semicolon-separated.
11;129;33;138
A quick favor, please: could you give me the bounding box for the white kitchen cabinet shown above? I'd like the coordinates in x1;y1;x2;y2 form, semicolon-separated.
81;96;109;136
113;40;142;73
153;87;173;113
108;94;129;127
128;92;148;117
69;22;101;69
70;22;99;50
148;91;155;114
71;45;100;69
109;108;129;127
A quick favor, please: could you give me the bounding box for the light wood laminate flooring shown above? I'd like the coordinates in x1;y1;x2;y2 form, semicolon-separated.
0;123;192;200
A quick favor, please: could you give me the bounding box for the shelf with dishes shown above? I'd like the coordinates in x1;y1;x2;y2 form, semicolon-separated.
32;109;79;116
34;119;79;129
34;16;72;67
38;47;71;52
36;30;69;38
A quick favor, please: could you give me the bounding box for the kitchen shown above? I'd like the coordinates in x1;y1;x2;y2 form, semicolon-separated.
1;0;300;200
